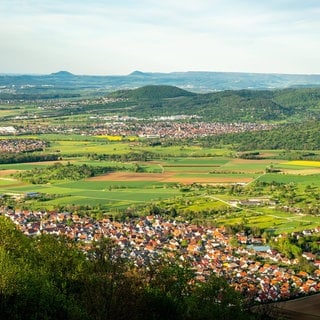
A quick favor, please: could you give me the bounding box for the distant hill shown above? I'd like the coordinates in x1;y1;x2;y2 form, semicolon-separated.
129;70;149;77
1;70;320;92
50;71;75;77
110;85;196;99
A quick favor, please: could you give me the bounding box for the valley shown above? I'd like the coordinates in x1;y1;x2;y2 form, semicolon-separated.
1;81;320;319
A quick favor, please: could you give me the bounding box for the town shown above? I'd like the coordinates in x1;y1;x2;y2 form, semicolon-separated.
2;206;320;303
1;119;274;139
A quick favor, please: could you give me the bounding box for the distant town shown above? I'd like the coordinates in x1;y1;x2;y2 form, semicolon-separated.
0;120;274;139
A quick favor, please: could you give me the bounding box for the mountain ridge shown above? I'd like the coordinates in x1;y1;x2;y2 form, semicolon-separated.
50;70;75;77
1;70;320;92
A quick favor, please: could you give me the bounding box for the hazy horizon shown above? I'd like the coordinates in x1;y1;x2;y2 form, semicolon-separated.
1;1;320;75
2;69;320;77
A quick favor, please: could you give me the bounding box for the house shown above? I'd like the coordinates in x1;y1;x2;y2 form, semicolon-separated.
302;252;316;261
24;192;39;199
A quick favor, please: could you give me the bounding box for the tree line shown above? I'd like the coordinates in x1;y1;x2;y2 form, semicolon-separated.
0;153;59;164
15;163;118;184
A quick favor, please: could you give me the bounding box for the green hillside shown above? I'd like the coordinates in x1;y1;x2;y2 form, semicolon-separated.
178;88;320;121
106;87;320;122
109;85;196;100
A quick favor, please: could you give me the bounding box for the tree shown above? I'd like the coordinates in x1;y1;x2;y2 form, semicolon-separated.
31;234;86;293
79;238;139;320
229;236;239;248
186;274;250;320
0;218;87;320
139;259;194;320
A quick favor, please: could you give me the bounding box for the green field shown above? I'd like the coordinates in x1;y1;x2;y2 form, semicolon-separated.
161;157;230;165
0;164;49;170
0;175;181;210
1;137;320;233
257;173;320;187
214;207;320;234
46;140;131;156
0;178;19;186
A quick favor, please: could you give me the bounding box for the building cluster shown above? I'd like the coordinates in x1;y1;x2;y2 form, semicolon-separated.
38;96;125;111
2;207;320;303
0;126;17;135
0;138;47;153
5;120;274;138
92;121;274;139
3;102;274;138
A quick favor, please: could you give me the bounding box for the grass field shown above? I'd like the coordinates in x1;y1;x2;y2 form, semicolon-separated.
162;157;230;165
219;159;279;172
0;164;48;170
46;140;132;155
0;173;181;210
257;173;320;187
0;179;21;186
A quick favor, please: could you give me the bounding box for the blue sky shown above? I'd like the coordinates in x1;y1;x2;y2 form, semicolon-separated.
1;0;319;75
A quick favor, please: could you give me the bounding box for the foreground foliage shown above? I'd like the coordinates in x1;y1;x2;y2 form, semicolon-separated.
0;217;262;320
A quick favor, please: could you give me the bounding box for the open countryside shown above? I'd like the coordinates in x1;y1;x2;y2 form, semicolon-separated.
1;83;320;319
1;137;320;237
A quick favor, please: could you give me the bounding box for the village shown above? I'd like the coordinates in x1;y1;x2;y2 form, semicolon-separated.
2;206;320;303
0;138;47;153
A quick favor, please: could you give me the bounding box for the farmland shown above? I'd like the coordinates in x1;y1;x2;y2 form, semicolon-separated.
1;135;320;234
1;85;320;239
1;84;320;320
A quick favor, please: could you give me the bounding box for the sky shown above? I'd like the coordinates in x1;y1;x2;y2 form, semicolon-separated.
1;0;320;75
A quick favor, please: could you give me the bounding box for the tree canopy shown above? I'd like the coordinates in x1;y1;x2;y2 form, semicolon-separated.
0;217;260;320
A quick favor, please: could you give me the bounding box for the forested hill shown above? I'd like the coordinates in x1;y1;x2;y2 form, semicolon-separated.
109;85;196;99
108;87;320;122
199;121;320;151
189;88;320;121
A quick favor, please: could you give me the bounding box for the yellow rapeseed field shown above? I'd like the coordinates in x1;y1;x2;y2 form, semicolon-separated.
285;160;320;167
95;135;123;141
95;135;138;141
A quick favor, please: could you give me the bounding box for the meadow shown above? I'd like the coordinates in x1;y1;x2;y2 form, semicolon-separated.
257;172;320;187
